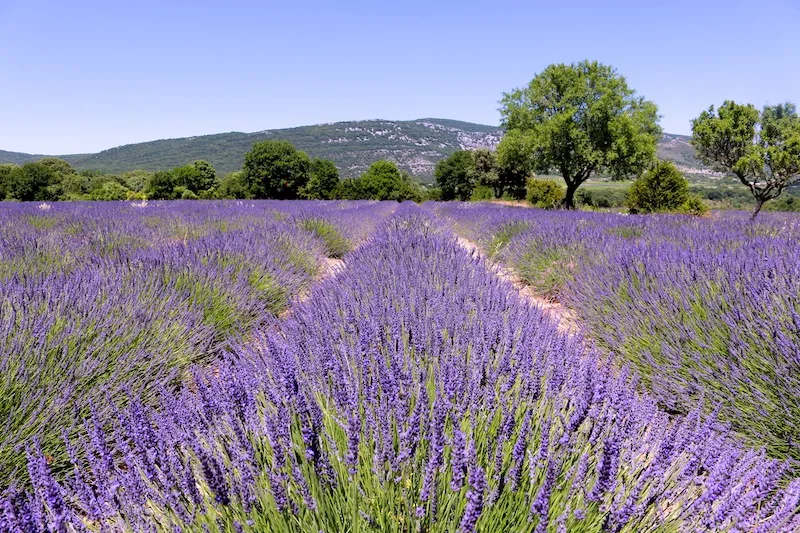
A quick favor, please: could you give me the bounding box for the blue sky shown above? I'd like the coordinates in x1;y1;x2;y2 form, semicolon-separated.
1;0;798;154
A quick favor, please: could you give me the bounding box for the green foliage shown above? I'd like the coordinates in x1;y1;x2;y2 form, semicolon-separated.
423;186;442;201
298;218;351;258
301;158;340;200
627;161;689;214
766;191;800;211
7;162;59;201
516;248;580;299
216;171;252;199
179;188;199;200
468;148;499;197
243;140;311;199
144;171;178;200
500;60;661;208
488;221;531;257
677;194;710;216
435;150;474;200
691;100;800;218
336;160;425;201
469;185;495;201
89;181;129;201
575;188;628;209
120;170;152;192
172;160;217;194
0;164;15;199
525;178;564;208
495;130;534;199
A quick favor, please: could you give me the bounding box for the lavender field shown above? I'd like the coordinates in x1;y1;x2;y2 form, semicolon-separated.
1;201;799;532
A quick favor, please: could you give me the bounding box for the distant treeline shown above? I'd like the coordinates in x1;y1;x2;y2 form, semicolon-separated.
2;133;797;213
0;140;438;203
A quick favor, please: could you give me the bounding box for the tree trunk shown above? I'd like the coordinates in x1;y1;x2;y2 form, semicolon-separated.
563;182;579;209
750;198;765;220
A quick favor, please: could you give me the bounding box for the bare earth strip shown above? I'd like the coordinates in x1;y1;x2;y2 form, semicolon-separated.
454;235;580;335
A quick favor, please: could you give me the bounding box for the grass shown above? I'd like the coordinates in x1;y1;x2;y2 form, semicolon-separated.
298;218;351;259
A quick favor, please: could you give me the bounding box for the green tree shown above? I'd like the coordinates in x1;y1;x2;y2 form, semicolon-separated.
335;161;424;202
172;160;217;194
216;171;252;199
0;164;17;200
435;150;474;201
691;101;800;219
144;171;177;200
469;148;500;197
496;131;535;199
627;161;689;213
357;161;423;201
525;178;565;208
90;181;130;201
500;60;661;209
243;140;310;199
37;157;75;178
334;178;361;200
121;170;153;193
301;159;340;200
7;162;58;201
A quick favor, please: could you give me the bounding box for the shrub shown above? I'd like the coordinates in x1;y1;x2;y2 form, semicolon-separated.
89;181;129;201
525;178;564;208
677;194;709;216
180;188;199;200
576;188;628;209
469;185;495;201
627;161;689;213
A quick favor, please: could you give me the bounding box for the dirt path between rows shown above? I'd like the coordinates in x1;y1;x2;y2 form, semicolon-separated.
454;236;580;335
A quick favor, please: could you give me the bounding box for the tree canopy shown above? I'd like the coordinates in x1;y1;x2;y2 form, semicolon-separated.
243;140;311;199
691;101;800;218
500;60;661;208
337;160;425;202
301;158;340;200
435;150;474;201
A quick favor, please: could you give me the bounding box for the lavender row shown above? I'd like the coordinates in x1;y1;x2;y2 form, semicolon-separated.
0;201;393;488
433;202;800;463
3;205;797;531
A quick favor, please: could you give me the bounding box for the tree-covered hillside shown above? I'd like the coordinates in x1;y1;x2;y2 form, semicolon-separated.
0;119;709;182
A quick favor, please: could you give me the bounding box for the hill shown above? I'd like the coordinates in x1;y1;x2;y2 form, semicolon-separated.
0;119;709;182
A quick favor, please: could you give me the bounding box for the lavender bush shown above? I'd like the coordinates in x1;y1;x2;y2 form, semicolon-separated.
0;201;392;487
2;205;797;532
434;202;800;463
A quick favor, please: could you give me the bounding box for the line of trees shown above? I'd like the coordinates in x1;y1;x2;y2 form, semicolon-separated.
0;142;434;203
3;60;797;215
434;60;799;218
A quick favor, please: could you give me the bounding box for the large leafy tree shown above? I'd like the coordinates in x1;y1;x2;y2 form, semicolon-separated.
243;140;310;199
0;164;16;200
216;171;252;199
500;60;661;208
7;162;58;201
143;171;177;200
172;160;217;194
691;101;800;219
338;161;424;202
495;130;535;200
469;148;499;198
301;158;340;200
435;150;474;201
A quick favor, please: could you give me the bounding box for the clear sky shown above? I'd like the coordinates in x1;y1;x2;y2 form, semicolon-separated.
1;0;798;154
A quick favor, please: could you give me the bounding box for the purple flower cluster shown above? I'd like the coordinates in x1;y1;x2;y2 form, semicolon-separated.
0;202;797;531
433;202;800;463
0;200;393;487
